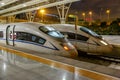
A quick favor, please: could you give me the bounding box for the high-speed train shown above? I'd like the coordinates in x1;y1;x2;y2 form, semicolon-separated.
48;24;113;56
0;22;78;57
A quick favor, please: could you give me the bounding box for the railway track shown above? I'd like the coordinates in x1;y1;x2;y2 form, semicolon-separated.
74;54;120;67
73;44;120;69
100;56;120;63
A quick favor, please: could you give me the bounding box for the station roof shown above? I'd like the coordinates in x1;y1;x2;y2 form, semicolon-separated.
0;0;79;17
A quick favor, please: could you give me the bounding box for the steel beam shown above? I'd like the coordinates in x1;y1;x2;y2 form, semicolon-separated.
0;0;48;14
2;0;80;16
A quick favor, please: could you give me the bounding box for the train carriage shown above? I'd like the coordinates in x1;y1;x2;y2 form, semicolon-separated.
0;22;78;57
48;24;113;56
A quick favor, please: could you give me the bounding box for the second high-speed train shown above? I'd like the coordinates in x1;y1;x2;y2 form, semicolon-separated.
0;22;78;57
48;24;113;56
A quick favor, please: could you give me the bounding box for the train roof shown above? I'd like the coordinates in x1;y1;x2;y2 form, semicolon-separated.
48;24;84;32
0;22;47;30
50;24;82;27
0;22;44;26
49;24;84;30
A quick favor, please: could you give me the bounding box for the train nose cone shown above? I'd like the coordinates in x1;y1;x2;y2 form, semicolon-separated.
69;49;78;58
62;42;78;57
100;44;113;53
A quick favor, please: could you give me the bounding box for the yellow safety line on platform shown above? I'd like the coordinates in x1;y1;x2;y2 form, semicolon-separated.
0;45;119;80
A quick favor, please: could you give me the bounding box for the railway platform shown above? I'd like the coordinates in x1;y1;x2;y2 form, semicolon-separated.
103;35;120;45
0;37;120;80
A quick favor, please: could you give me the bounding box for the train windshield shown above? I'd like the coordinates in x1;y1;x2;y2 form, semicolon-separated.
80;27;102;39
39;26;64;38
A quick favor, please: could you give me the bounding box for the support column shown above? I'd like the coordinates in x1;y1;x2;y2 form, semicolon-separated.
7;15;16;23
26;11;36;22
56;3;71;24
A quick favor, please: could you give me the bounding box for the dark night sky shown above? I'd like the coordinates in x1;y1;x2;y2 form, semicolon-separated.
71;0;120;19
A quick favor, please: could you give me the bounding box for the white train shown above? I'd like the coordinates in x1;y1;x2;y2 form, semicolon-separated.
48;24;113;56
0;22;78;57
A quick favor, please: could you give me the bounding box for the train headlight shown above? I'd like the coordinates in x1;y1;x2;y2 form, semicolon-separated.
100;40;108;45
63;45;69;51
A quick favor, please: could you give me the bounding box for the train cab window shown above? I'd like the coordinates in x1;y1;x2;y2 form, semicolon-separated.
48;31;64;38
0;31;3;38
80;27;101;39
39;26;49;33
39;26;64;38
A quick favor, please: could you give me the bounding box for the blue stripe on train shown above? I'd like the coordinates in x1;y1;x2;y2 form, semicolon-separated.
0;38;59;50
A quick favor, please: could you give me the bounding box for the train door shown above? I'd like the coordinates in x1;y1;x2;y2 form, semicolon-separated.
87;37;97;53
6;25;15;46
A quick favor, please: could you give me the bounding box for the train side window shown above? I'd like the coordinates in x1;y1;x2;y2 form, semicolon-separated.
31;35;46;45
16;32;46;45
67;33;75;39
61;32;88;41
38;38;46;44
61;32;75;39
32;36;36;42
16;32;27;40
0;31;3;38
76;34;89;41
